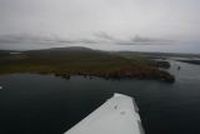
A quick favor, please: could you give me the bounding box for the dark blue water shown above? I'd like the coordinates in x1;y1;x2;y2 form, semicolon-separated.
0;61;200;134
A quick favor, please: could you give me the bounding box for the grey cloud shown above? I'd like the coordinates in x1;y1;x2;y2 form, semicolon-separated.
93;32;117;41
0;0;199;52
0;33;174;47
0;0;199;41
130;35;173;43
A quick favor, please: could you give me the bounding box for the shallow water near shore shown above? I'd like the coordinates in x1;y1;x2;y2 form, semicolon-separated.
0;60;200;134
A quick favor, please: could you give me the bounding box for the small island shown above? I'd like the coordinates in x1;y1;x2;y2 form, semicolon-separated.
0;47;175;83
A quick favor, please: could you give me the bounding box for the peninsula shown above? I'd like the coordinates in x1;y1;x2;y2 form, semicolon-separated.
0;47;175;83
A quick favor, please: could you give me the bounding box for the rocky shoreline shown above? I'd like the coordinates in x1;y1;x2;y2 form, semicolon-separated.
53;67;175;83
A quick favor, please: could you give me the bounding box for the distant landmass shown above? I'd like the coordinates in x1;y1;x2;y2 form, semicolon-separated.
0;46;176;83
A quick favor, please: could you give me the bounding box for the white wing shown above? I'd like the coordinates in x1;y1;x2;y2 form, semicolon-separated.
64;93;144;134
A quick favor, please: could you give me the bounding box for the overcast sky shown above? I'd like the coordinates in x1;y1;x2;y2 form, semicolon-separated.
0;0;200;53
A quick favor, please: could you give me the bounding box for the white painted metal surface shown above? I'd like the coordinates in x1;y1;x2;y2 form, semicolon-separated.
64;93;144;134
